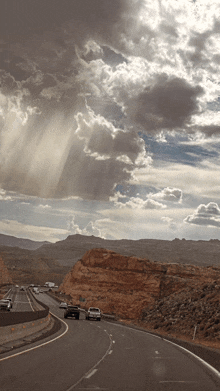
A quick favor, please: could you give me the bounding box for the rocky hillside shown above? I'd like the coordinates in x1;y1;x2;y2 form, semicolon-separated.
142;282;220;343
59;248;220;324
0;256;12;286
0;246;69;286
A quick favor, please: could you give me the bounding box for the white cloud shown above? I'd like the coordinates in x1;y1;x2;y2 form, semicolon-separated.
184;202;220;227
161;216;177;230
0;219;69;243
132;160;220;200
114;196;166;210
0;189;12;201
37;204;52;210
68;216;104;238
149;187;182;203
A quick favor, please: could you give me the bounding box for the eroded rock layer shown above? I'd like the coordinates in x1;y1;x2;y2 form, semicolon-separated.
59;248;220;320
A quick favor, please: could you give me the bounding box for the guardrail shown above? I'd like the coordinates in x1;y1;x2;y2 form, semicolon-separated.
101;313;116;320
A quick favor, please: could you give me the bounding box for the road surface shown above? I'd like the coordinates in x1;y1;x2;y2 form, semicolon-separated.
1;292;220;390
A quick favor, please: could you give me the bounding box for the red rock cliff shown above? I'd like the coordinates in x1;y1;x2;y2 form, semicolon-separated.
59;248;220;319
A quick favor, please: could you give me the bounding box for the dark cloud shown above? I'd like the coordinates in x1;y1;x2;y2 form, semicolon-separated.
1;0;124;40
198;125;220;137
126;74;203;133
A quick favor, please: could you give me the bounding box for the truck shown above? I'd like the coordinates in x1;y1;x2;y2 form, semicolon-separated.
64;305;80;319
86;307;101;321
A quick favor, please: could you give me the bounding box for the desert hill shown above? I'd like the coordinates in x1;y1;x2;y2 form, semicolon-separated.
36;234;220;268
0;233;49;250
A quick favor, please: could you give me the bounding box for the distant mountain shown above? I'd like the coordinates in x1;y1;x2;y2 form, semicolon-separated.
1;233;220;285
35;234;220;268
0;233;50;250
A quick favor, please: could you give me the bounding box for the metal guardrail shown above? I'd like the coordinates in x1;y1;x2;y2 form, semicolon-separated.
101;313;116;320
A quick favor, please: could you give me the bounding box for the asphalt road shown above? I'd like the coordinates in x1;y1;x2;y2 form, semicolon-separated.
1;293;220;390
4;286;46;312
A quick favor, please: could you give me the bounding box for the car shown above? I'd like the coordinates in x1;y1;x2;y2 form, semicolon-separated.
1;298;13;309
86;307;101;321
59;302;68;309
64;305;80;319
5;298;13;308
0;299;11;311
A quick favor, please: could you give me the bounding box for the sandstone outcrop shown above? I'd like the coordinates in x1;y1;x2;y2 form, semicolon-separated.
59;248;220;321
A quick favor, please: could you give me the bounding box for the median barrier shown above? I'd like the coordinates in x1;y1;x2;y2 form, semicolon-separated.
0;289;51;345
0;314;52;345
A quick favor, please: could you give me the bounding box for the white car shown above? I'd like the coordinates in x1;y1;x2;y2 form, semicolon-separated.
86;307;101;321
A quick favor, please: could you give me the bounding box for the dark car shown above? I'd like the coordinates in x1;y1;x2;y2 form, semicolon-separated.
0;299;11;311
2;298;13;309
64;305;80;319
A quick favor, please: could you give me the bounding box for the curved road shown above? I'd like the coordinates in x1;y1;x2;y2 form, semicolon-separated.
1;292;220;390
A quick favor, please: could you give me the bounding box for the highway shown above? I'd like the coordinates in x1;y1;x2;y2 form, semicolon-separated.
1;292;220;390
4;286;44;312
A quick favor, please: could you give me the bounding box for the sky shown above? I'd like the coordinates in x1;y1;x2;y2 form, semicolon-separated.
1;0;220;243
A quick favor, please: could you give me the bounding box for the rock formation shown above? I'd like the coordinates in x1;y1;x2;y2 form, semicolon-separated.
59;248;220;322
142;282;220;342
0;256;12;290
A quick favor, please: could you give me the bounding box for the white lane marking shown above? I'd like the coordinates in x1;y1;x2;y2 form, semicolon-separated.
160;381;198;383
65;329;113;391
0;312;69;362
26;294;34;312
85;369;98;379
155;351;159;354
3;289;12;298
103;321;220;380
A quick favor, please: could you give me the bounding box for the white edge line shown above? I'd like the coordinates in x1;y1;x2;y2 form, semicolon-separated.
0;312;69;362
106;321;220;380
65;328;113;391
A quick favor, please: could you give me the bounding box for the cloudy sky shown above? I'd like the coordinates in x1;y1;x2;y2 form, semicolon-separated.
1;0;220;243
